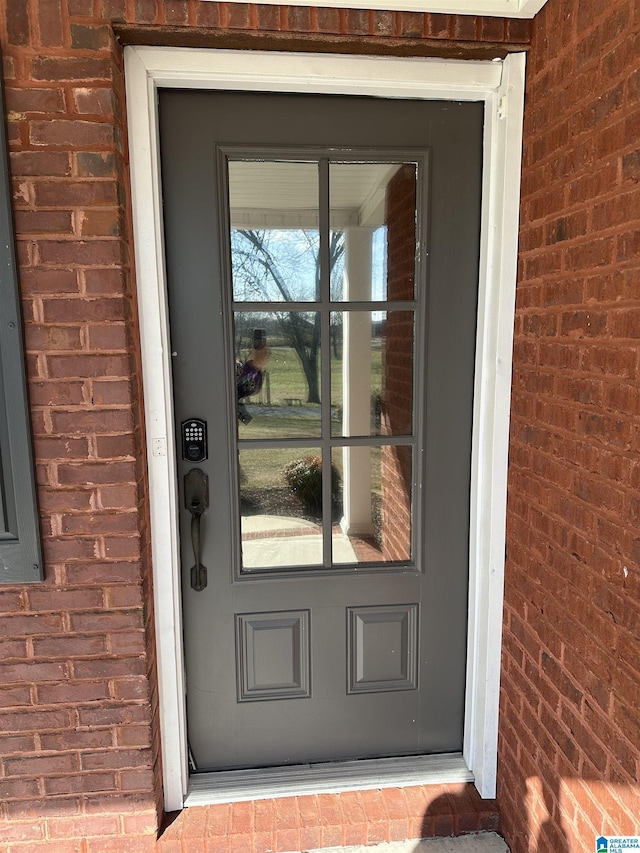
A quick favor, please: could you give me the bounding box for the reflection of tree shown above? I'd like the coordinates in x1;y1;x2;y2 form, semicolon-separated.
232;229;344;404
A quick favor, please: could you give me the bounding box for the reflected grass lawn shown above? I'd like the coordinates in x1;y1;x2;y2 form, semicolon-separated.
236;343;383;509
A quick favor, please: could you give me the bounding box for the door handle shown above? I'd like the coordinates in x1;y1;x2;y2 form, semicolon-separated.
184;468;209;591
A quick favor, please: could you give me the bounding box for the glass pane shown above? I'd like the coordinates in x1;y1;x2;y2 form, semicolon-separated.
332;445;412;564
239;448;324;570
331;311;414;437
329;162;417;302
234;311;322;439
228;160;319;302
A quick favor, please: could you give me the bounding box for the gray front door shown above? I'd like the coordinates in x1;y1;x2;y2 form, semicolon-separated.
160;91;483;772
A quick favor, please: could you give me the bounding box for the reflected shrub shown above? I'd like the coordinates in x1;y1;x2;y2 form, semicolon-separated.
283;455;341;514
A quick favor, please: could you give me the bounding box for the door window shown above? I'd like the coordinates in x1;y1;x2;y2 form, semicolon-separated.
225;153;424;575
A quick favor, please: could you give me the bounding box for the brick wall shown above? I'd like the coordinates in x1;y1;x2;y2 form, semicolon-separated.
5;0;639;850
0;3;530;848
499;0;640;849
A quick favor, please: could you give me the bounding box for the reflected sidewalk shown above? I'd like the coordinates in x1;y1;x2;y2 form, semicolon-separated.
241;514;359;567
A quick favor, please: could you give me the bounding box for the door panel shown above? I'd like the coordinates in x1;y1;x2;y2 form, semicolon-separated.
159;91;483;772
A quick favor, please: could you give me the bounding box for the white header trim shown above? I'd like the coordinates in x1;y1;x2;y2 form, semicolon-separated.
124;45;525;811
197;0;547;18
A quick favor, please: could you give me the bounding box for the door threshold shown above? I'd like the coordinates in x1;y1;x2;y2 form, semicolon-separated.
184;752;473;807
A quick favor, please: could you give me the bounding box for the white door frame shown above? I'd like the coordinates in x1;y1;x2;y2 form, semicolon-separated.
124;45;525;812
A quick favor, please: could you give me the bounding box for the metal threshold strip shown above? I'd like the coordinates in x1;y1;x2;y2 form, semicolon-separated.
185;753;473;807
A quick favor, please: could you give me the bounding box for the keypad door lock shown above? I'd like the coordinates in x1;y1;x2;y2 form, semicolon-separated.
182;418;207;463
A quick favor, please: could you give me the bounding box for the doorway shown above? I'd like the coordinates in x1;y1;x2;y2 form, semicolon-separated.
125;45;524;807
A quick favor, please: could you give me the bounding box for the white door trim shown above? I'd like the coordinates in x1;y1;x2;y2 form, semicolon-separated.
124;45;525;812
198;0;547;17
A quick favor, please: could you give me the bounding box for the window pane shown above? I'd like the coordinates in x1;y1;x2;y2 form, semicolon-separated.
331;311;414;437
228;161;319;302
234;311;321;439
239;448;324;570
329;162;417;302
332;445;412;564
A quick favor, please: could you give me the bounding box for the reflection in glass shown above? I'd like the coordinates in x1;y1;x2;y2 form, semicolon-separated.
331;311;414;437
228;160;319;302
238;448;324;569
329;162;417;302
332;446;412;565
234;312;321;439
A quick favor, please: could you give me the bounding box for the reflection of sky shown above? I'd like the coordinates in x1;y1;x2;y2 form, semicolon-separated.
232;229;320;301
231;226;388;308
372;226;387;319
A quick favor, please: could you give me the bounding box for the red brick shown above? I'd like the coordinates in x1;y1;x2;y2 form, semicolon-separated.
38;0;65;47
32;57;113;81
1;612;64;636
70;608;142;632
70;23;111;50
39;239;123;266
79;208;121;237
76;151;117;177
48;353;131;379
34;179;117;207
43;537;100;561
229;800;253;834
48;814;120;839
316;7;342;33
0;589;25;610
135;0;159;23
299;824;323;849
120;767;155;791
30;120;115;148
0;659;66;684
111;675;151;701
11;150;71;177
0;777;41;799
164;1;188;24
251;798;276;832
7;4;30;44
43;296;125;323
256;4;280;30
66;560;142;586
36;680;110;704
44;772;117;795
78;704;151;728
73;87;116;115
86;837;155;853
69;0;95;12
26;324;83;351
0;733;36;753
286;6;313;33
6;751;78;777
81;747;152;772
15;210;73;234
0;638;29;659
33;634;109;658
41;728;115;751
0;820;46;842
6;87;66;114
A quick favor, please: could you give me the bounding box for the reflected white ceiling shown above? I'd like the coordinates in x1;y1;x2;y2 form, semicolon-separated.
228;161;402;228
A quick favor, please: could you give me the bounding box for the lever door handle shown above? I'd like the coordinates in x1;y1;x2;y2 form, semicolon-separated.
184;468;209;591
